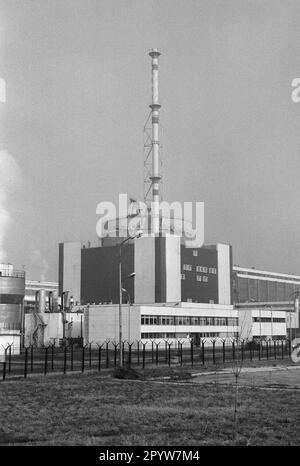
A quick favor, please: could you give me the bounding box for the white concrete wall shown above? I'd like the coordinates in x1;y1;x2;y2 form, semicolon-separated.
66;313;83;338
84;304;140;344
134;236;155;304
24;312;83;346
217;243;231;305
238;308;253;340
238;308;287;340
165;236;181;302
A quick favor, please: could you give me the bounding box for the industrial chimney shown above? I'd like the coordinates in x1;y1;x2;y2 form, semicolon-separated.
149;48;162;235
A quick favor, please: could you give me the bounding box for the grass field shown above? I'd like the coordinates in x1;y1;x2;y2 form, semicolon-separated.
1;362;300;446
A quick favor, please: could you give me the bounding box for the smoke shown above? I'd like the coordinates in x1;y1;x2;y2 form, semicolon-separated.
31;249;50;281
0;150;22;262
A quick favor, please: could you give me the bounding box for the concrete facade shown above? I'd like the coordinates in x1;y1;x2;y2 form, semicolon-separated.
24;312;83;347
134;236;155;303
83;302;238;347
217;244;232;305
238;303;288;341
233;266;300;303
84;304;140;344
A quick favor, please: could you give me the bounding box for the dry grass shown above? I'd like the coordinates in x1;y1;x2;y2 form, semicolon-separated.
0;370;299;446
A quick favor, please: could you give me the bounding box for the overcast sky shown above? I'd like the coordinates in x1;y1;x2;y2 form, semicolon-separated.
1;0;300;281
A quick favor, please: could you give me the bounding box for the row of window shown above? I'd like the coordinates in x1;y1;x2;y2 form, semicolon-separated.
141;315;239;326
141;332;240;339
253;317;286;323
181;274;209;282
182;264;217;274
186;299;215;304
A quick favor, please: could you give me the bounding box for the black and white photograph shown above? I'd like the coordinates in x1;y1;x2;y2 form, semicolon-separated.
0;0;299;457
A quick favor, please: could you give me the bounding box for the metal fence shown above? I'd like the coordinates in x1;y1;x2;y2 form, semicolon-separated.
0;338;292;382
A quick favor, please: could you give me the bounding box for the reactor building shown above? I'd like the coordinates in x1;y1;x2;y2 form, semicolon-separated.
58;49;299;345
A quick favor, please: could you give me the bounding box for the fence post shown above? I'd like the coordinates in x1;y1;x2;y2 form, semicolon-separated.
137;340;140;366
97;344;103;372
168;342;172;367
266;341;269;359
122;341;125;366
70;343;74;371
232;341;235;361
190;339;194;366
281;340;284;359
151;340;154;364
81;345;85;373
222;340;226;363
212;340;216;365
51;344;55;371
8;344;12;374
258;340;261;360
24;347;28;379
241;340;244;361
105;341;109;368
2;362;6;381
44;346;48;376
155;342;160;366
274;340;277;360
142;342;146;369
176;340;181;365
128;342;133;367
164;340;168;363
201;341;205;365
113;342;118;367
63;345;67;374
30;345;34;373
89;342;92;369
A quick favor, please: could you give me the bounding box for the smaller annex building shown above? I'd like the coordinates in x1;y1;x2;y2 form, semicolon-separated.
83;302;238;347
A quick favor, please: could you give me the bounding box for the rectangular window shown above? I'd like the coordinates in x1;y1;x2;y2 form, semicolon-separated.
187;298;193;303
203;276;208;282
196;275;202;282
183;264;192;271
193;250;198;256
181;273;185;280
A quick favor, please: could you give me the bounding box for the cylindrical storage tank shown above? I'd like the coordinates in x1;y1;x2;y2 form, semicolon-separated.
0;267;25;356
48;290;58;312
35;289;46;313
62;291;70;310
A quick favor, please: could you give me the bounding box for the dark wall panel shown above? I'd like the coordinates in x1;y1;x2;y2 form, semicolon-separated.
180;246;218;303
81;245;134;305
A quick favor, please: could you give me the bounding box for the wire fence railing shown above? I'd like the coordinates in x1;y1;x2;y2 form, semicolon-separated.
0;338;293;382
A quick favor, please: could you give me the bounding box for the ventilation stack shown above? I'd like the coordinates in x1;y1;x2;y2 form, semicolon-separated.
149;48;162;235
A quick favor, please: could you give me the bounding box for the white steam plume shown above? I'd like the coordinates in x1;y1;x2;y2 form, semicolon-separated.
0;149;22;262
